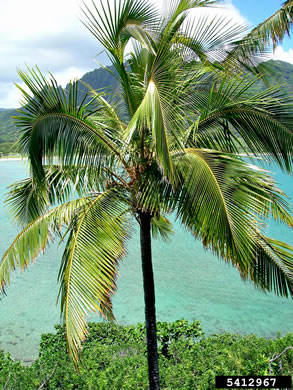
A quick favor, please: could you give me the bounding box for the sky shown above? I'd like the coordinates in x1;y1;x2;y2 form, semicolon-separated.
0;0;292;108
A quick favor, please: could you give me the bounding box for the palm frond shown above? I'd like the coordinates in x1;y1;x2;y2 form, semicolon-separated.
246;235;293;298
0;198;90;292
186;77;293;172
81;0;159;115
172;14;247;66
5;177;49;225
126;79;176;181
57;189;131;361
172;149;293;283
15;68;126;182
82;82;127;137
175;149;256;269
5;164;121;225
245;0;293;49
151;213;174;241
223;1;293;70
160;0;217;45
81;0;158;56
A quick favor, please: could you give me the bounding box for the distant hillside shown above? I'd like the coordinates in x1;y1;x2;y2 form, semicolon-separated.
65;65;120;105
250;60;293;95
0;109;19;154
78;65;119;96
0;66;118;154
0;60;293;154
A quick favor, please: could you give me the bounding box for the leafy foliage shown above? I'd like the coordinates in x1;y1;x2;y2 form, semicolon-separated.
2;59;293;155
0;66;119;155
58;189;131;360
1;0;293;367
0;321;292;389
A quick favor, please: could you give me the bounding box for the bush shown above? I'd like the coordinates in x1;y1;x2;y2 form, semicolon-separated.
0;321;292;389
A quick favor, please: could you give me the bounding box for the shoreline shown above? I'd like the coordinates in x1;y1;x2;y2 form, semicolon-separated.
0;157;27;161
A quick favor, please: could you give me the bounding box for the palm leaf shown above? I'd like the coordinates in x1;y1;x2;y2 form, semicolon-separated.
15;68;127;182
83;84;127;137
81;0;159;115
247;235;293;298
173;149;293;285
5;177;49;225
151;213;174;241
243;0;293;49
171;14;247;66
160;0;217;45
126;79;176;181
0;198;90;292
223;1;293;71
186;77;293;172
57;188;131;361
5;165;114;225
81;0;158;55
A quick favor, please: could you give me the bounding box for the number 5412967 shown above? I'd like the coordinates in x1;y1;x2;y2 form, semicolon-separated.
226;377;276;387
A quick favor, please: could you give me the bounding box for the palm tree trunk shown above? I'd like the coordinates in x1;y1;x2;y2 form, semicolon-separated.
139;211;160;390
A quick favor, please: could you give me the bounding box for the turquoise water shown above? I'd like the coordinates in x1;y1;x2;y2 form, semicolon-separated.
0;160;292;362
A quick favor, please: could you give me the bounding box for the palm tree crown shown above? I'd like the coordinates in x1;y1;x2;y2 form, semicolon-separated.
1;0;293;388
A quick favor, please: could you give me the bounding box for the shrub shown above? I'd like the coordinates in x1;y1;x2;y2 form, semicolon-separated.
0;321;292;389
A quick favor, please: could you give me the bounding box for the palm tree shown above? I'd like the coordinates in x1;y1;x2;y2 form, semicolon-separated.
1;1;293;389
243;0;293;49
225;0;293;72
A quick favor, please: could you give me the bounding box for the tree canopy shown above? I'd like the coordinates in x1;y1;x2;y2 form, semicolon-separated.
1;1;293;384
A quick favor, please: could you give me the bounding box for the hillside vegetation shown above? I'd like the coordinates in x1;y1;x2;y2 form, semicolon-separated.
0;60;292;155
0;321;292;389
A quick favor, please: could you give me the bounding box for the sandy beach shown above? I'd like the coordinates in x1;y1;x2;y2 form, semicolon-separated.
0;157;27;162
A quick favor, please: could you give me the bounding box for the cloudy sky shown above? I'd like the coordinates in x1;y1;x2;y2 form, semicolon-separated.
1;0;292;108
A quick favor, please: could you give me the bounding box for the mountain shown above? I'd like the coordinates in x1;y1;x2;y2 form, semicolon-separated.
78;65;119;96
0;60;293;155
65;65;120;105
0;66;118;154
0;109;19;154
249;60;293;95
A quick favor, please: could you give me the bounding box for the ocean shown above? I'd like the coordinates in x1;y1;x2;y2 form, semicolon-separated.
0;159;292;362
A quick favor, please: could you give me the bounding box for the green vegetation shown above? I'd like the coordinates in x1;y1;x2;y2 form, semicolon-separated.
1;1;293;389
0;142;16;155
0;321;292;389
0;109;18;154
1;59;293;156
0;66;119;155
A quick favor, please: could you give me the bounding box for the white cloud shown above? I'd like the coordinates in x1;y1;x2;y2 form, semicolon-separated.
0;0;105;108
123;0;249;58
0;81;23;109
189;0;248;25
0;0;80;41
272;46;293;65
54;66;91;86
0;0;264;108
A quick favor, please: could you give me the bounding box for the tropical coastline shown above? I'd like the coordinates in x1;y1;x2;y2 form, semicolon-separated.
1;0;293;388
0;157;25;161
0;159;292;363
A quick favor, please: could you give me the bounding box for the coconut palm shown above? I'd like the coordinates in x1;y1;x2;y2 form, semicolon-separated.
261;0;293;46
1;1;293;389
225;0;293;72
247;0;293;47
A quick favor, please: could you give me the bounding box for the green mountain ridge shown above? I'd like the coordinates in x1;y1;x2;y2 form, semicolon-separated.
0;60;292;154
0;66;118;154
